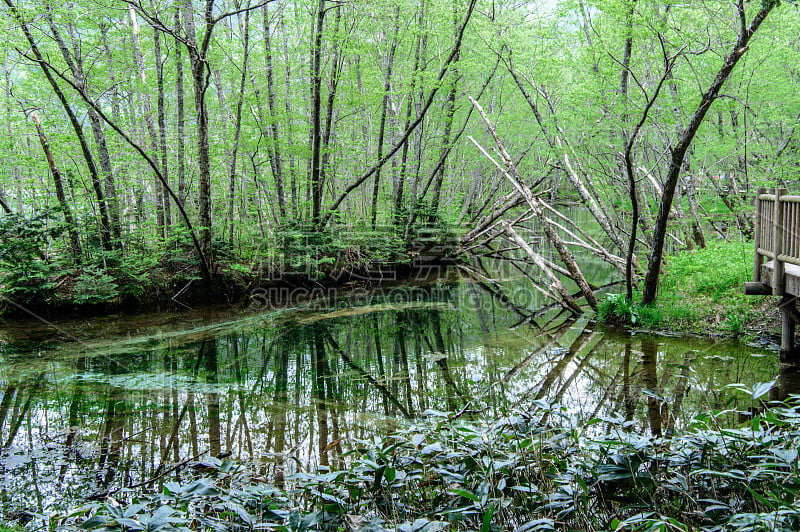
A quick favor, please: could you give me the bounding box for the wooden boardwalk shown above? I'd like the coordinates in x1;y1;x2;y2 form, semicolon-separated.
746;187;800;356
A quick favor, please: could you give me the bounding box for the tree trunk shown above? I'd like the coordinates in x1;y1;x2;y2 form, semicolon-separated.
393;0;426;225
429;2;460;218
154;26;172;231
31;112;82;260
227;9;251;244
6;0;114;251
309;0;325;226
262;4;287;219
182;0;215;268
506;56;627;254
641;0;776;304
371;5;401;229
318;7;344;223
175;9;187;209
47;7;122;244
470;98;598;309
279;7;299;215
320;0;477;228
129;5;166;237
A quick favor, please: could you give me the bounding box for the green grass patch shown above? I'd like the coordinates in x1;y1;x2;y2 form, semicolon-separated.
657;240;758;333
599;241;765;334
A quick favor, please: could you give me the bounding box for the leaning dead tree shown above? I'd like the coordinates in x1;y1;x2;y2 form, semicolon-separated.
459;99;627;315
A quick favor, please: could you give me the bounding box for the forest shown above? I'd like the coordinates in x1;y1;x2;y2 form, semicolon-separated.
0;0;797;312
4;0;800;530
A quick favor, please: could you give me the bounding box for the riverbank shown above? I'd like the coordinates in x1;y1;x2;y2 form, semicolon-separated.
2;235;778;344
0;222;462;319
0;252;456;320
598;240;779;340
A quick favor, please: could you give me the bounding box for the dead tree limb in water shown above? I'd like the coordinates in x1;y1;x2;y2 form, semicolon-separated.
468;97;598;309
503;52;627;255
502;221;584;315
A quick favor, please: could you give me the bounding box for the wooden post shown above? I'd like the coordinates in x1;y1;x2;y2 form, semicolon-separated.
773;188;787;296
753;186;765;283
781;295;796;358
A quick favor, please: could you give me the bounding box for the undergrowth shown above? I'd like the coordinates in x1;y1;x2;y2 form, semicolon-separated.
57;388;800;532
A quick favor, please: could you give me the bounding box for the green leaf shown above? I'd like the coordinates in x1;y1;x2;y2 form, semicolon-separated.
751;379;777;400
450;488;480;502
481;503;497;532
80;515;109;530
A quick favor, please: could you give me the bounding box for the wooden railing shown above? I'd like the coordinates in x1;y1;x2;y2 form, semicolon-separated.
749;187;800;356
753;187;800;296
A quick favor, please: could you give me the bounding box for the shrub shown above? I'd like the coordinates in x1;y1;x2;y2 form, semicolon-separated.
71;266;119;305
598;293;662;327
0;210;65;308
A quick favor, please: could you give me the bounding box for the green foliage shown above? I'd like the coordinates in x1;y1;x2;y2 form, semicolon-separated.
661;241;751;299
0;210;64;307
598;293;640;325
600;241;759;334
597;293;662;328
657;241;757;334
71;266;119;305
275;223;408;280
63;398;800;531
115;252;160;299
64;458;291;532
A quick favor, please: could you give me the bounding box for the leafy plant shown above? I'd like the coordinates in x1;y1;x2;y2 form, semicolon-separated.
0;209;65;307
71;266;119;305
62;398;800;532
598;293;661;327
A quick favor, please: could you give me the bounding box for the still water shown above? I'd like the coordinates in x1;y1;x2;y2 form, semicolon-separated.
0;275;789;518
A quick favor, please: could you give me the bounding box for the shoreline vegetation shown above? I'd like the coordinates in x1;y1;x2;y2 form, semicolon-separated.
2;237;778;344
0;221;459;319
598;240;778;341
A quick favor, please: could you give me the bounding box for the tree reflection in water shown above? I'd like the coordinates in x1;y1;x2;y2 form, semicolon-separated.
0;281;784;518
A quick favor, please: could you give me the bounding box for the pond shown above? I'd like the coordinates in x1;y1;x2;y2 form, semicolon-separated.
0;272;791;520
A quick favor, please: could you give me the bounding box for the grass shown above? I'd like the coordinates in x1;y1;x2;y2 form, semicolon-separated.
599;240;770;336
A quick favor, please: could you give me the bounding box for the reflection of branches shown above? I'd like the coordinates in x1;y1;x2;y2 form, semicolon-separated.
2;375;44;448
0;384;17;436
457;263;532;318
665;353;695;437
421;338;467;410
641;338;662;437
324;333;412;419
511;281;624;329
501;326;567;385
589;363;626;421
511;326;592;408
551;333;602;404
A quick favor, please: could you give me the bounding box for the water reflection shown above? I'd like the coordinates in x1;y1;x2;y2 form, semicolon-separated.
0;281;786;519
